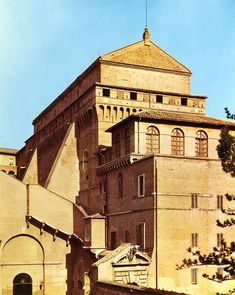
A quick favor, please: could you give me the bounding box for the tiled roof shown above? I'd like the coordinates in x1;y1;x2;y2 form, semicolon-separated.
107;110;235;132
132;110;235;127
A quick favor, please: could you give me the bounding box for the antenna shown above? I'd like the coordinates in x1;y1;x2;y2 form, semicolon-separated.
145;0;148;27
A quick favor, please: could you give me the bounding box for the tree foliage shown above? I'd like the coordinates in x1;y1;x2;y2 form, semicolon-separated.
177;125;235;294
217;127;235;177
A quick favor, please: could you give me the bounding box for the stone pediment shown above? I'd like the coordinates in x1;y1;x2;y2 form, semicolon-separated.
101;40;191;74
111;246;150;266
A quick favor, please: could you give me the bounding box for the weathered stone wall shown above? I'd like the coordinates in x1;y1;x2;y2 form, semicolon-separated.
92;281;186;295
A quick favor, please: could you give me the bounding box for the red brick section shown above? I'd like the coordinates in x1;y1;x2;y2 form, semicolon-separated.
93;281;187;295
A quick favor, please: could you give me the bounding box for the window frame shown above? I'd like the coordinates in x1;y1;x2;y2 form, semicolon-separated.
130;92;137;100
181;97;188;106
195;130;208;157
111;230;118;250
171;128;184;156
136;222;146;250
146;126;160;154
191;194;198;209
156;95;163;103
138;174;145;197
217;195;223;209
103;88;110;97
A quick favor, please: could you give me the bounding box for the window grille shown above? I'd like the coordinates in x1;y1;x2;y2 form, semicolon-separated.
195;130;208;157
146;126;159;154
171;128;184;156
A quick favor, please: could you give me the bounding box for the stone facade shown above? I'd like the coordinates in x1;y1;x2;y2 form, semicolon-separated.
1;27;235;295
0;148;18;176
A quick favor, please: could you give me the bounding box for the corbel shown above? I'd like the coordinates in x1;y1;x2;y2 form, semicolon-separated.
53;229;59;241
66;235;71;247
40;223;45;235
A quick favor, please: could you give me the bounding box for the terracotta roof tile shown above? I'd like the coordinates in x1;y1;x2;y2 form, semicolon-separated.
132;110;235;127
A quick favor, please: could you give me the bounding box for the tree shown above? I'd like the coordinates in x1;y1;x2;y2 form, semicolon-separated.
177;125;235;295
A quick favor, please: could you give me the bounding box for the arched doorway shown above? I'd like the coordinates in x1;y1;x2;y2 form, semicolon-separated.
13;273;32;295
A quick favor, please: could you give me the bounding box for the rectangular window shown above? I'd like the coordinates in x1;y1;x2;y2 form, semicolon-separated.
111;231;117;250
130;92;137;100
181;97;188;106
217;233;223;247
217;195;223;209
191;194;198;209
103;88;110;97
191;233;198;247
124;230;130;243
136;223;145;249
138;174;145;197
191;268;198;284
156;95;163;103
84;223;91;242
103;180;107;193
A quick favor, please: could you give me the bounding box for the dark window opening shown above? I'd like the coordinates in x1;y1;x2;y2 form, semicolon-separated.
130;92;137;100
118;173;124;198
217;195;223;209
125;230;130;243
191;194;198;209
136;223;145;249
156;95;163;103
13;273;32;295
103;88;110;97
181;98;188;106
111;231;117;250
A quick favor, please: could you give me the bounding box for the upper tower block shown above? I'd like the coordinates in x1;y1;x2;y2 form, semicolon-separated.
100;28;191;94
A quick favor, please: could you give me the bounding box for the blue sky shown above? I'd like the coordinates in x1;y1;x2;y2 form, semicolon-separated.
0;0;235;149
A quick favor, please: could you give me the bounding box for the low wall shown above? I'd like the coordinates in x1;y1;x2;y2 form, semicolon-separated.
92;281;187;295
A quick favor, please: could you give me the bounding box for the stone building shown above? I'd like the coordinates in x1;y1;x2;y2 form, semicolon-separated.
0;148;18;176
1;27;235;295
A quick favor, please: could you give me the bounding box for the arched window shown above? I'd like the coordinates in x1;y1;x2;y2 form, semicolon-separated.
118;172;123;198
171;128;184;155
195;130;208;157
120;107;124;119
125;128;130;154
146;126;159;154
115;133;121;158
99;105;104;120
113;106;117;121
13;273;32;295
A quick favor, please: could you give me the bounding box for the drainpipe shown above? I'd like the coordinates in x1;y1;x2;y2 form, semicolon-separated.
153;158;158;289
137;118;140;154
